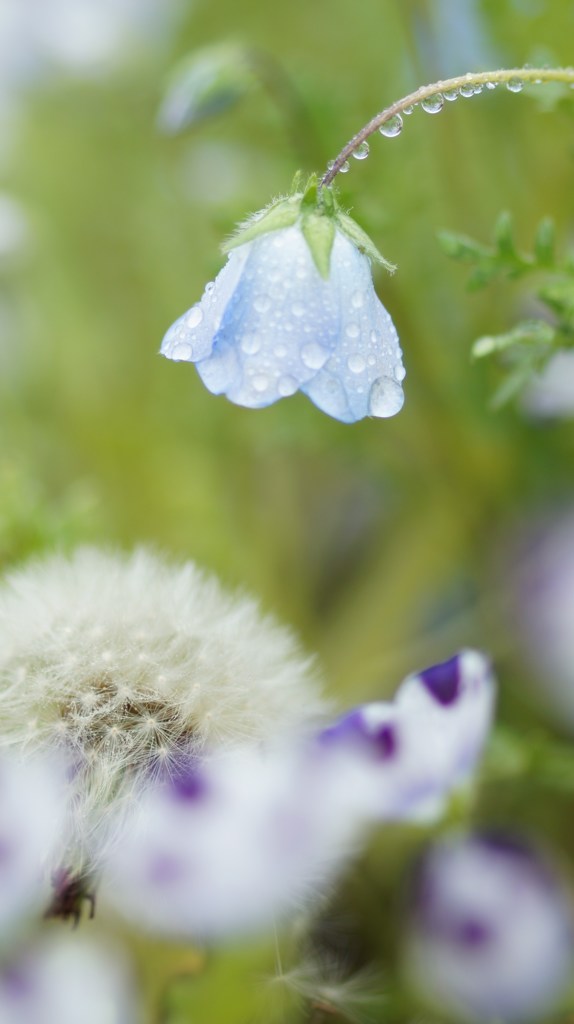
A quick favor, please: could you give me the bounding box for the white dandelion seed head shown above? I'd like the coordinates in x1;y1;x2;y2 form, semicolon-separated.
0;546;327;861
161;222;405;423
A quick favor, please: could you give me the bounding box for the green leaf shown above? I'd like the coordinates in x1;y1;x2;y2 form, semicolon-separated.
158;44;256;134
534;216;556;266
222;198;301;252
494;210;517;260
539;280;574;320
301;211;335;279
437;230;492;262
336;212;396;272
472;319;556;360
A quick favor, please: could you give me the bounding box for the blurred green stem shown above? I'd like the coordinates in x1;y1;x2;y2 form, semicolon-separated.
246;47;318;169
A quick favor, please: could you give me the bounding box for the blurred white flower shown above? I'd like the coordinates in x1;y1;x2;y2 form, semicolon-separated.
161;189;405;423
319;650;495;820
0;754;67;935
100;742;363;940
511;511;574;726
0;935;135;1024
0;0;179;85
0;547;326;867
523;350;574;419
404;833;574;1022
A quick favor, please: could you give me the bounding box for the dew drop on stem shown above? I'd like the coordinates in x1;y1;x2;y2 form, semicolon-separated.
379;114;403;137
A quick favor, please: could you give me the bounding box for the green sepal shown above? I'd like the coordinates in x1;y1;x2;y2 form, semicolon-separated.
335;212;396;273
222;197;301;252
301;212;335;279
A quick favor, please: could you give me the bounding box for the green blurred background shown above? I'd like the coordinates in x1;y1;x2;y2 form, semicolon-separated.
2;1;574;1018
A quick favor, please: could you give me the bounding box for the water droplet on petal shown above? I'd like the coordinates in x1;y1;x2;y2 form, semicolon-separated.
345;323;360;339
379;114;403;138
351;290;365;309
507;77;524;93
394;363;406;382
348;354;366;374
443;88;459;102
253;374;269;392
278;375;298;396
292;302;306;317
274;344;287;358
421;93;444;113
340;160;350;174
204;281;215;295
186;307;203;329
352;141;370;160
253;295;271;313
172;342;193;360
301;343;328;370
368;377;404;418
241;334;261;355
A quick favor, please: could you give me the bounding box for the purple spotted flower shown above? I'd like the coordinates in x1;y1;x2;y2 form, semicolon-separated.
404;833;574;1022
160;182;405;423
0;936;135;1024
319;650;495;819
99;743;363;940
0;755;67;932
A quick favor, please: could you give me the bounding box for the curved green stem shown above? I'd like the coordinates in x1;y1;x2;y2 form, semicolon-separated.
321;66;574;187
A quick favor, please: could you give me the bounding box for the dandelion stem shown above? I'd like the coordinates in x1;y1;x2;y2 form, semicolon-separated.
321;66;574;187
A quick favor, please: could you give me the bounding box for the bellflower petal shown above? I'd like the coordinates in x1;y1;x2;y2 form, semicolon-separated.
161;218;405;422
319;650;495;820
404;834;574;1022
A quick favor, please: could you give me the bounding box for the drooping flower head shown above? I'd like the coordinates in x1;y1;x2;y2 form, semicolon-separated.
404;833;574;1022
161;177;405;423
0;546;327;865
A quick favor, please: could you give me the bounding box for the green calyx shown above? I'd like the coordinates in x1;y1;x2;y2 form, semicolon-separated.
223;173;395;279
